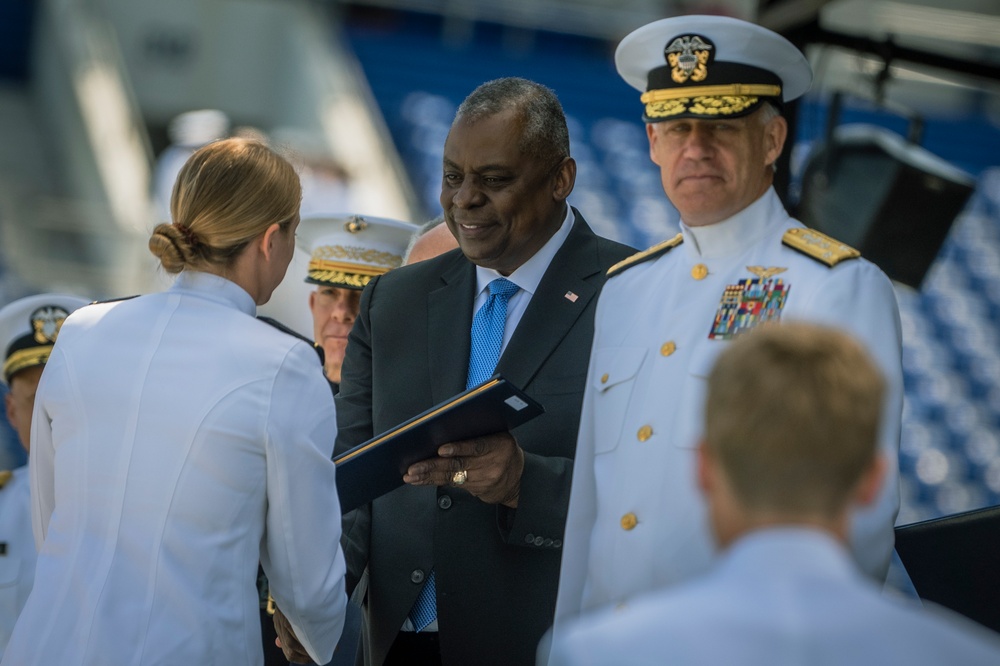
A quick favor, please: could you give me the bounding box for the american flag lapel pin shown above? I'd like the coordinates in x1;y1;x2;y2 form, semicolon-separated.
564;291;579;303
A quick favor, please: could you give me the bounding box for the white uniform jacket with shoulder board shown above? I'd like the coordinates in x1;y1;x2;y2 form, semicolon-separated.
555;188;903;620
5;272;347;666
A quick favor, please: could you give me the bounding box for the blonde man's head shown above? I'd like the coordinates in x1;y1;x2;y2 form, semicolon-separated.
704;322;885;519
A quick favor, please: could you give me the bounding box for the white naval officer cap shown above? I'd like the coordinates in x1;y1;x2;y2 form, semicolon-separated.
299;213;417;290
0;294;89;385
615;15;813;122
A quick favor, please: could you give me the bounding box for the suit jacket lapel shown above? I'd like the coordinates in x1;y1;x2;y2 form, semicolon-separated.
498;211;602;390
428;252;476;404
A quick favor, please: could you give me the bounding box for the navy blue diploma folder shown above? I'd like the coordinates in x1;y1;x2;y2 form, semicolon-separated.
334;376;544;514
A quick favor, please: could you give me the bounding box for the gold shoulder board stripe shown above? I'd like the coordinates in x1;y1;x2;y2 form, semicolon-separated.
782;228;861;267
607;233;684;278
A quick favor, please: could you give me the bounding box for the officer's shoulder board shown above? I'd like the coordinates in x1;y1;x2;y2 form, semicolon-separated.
90;295;139;305
607;233;684;278
782;228;861;267
257;315;325;365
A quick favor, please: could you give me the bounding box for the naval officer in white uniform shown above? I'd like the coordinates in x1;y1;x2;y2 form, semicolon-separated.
0;293;87;658
4;138;348;666
554;15;903;624
549;325;1000;666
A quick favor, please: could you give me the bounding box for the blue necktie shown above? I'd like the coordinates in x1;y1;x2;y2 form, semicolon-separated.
466;278;520;389
407;277;519;633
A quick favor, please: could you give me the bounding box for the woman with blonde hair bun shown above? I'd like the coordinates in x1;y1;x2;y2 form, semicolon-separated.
5;138;348;665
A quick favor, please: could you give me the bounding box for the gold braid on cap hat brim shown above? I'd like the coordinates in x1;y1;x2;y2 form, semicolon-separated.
641;84;781;119
307;245;403;288
3;347;51;383
308;259;398;289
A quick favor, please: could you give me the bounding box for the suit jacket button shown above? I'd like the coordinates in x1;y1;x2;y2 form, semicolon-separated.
525;533;535;544
438;495;452;510
533;536;545;546
411;569;425;584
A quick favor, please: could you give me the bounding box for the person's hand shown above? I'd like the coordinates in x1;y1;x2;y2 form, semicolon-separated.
273;606;314;664
404;432;525;507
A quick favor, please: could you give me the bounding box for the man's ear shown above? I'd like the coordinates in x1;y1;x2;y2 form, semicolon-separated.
552;157;577;202
646;123;659;164
696;439;715;496
854;454;887;507
763;114;788;169
3;392;15;430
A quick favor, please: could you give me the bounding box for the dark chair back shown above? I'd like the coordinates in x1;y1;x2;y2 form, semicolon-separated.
895;505;1000;633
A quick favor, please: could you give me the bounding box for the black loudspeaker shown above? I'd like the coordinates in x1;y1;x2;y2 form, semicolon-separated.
797;124;975;288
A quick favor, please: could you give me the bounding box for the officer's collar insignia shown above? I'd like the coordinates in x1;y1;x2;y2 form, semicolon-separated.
664;34;714;84
782;228;860;267
747;266;787;280
31;306;71;344
607;233;683;278
708;274;790;341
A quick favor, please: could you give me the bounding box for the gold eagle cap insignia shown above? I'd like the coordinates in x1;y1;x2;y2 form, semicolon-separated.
344;216;368;233
746;266;787;280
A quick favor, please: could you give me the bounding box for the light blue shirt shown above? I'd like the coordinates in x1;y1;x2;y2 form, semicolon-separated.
548;527;1000;666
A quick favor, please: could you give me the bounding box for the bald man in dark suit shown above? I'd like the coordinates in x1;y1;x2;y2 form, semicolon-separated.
326;78;633;666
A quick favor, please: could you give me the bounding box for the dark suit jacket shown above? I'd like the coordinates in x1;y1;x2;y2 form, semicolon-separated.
335;212;634;666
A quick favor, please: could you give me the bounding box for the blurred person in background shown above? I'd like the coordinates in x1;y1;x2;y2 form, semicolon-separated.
273;127;358;218
0;293;87;659
555;15;904;626
4;138;347;665
403;216;459;266
151;108;230;223
547;323;1000;665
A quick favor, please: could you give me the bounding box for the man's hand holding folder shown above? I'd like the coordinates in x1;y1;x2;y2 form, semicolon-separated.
403;432;526;507
333;376;543;513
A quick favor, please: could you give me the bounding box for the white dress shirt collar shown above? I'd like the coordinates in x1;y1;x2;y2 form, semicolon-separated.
681;187;789;260
473;205;574;298
718;526;858;584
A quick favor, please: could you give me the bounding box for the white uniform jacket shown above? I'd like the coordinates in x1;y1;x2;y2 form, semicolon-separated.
0;466;34;659
548;529;1000;666
555;188;903;619
5;272;347;665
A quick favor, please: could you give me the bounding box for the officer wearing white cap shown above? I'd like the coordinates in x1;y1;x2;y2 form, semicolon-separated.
301;213;416;389
553;15;904;627
0;293;87;657
152;109;230;223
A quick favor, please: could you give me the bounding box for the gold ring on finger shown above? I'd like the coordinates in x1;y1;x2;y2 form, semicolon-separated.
451;469;468;486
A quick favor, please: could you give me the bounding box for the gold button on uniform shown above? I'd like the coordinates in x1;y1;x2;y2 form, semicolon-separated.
600;373;609;384
620;512;638;531
660;341;676;357
691;264;708;280
637;425;653;442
